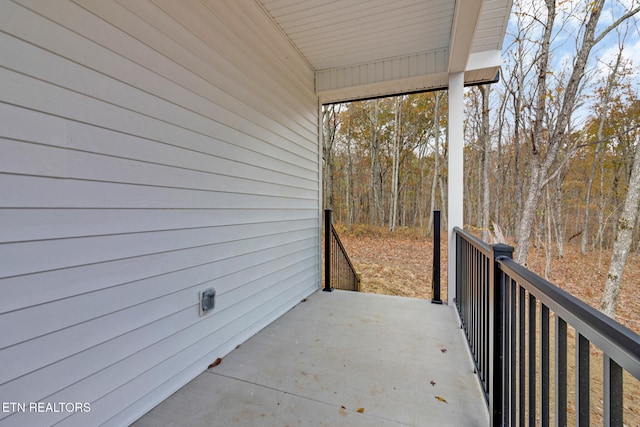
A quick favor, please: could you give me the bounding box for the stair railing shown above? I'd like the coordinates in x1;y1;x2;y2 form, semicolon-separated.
323;209;360;292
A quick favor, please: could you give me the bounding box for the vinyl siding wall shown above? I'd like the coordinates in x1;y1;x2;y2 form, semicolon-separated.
0;0;319;425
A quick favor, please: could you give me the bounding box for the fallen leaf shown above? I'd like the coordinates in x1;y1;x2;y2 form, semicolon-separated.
435;396;448;404
430;380;436;386
357;407;365;413
208;358;222;369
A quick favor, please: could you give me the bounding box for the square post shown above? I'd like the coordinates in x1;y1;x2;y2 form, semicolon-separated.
489;243;514;427
448;72;464;304
431;210;442;304
323;209;333;292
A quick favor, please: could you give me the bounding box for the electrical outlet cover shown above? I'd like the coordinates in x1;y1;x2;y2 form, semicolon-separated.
199;288;216;316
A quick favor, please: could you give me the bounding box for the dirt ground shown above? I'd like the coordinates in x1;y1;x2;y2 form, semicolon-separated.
336;225;640;426
337;225;640;333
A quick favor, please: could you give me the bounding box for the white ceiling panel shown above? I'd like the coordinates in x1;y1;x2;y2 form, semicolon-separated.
256;0;512;102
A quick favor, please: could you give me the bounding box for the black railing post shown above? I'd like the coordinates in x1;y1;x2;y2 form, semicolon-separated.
455;227;640;424
431;211;442;304
323;209;333;292
489;243;514;427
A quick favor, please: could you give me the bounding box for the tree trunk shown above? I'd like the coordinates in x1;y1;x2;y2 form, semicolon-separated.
515;0;606;264
601;136;640;317
474;135;482;230
582;45;624;253
553;174;565;258
582;142;602;253
480;85;491;241
427;93;443;236
515;155;544;263
369;100;381;224
322;105;337;209
592;157;607;251
514;112;523;236
545;187;552;279
439;175;448;230
346;111;353;228
514;0;556;264
494;88;507;230
390;98;402;231
417;140;427;229
512;42;527;237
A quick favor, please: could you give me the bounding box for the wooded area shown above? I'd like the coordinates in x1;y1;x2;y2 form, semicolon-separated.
322;0;640;317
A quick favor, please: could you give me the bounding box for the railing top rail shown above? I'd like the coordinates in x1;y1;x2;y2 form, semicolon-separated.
498;256;640;379
454;226;491;257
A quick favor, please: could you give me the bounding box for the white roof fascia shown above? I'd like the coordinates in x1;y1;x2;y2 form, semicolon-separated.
466;50;502;72
448;0;484;73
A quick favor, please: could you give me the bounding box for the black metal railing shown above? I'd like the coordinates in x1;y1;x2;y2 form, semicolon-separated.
324;209;360;292
455;226;640;427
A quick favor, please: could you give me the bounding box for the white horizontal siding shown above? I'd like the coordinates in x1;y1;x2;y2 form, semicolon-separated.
316;49;448;92
0;208;317;242
0;102;318;183
0;137;316;198
316;49;449;103
0;247;317;385
0;0;319;426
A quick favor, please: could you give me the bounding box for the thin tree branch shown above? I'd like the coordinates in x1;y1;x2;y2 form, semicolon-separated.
593;5;640;46
575;123;640;149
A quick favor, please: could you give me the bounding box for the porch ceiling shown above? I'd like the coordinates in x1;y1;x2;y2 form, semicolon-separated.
257;0;512;103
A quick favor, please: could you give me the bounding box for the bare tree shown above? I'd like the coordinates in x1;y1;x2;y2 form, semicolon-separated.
368;100;382;224
480;85;491;241
427;92;444;235
514;0;640;263
601;133;640;317
345;110;354;228
390;97;403;231
582;38;626;253
322;104;342;209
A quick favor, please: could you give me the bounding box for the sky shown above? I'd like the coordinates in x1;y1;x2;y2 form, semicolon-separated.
498;0;640;125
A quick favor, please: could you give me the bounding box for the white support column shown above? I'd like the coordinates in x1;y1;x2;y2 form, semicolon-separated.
318;98;324;291
447;72;464;304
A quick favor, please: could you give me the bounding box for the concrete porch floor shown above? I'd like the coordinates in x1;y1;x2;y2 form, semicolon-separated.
133;290;489;426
